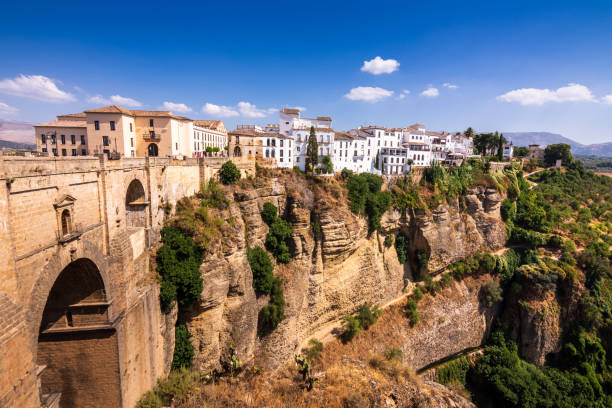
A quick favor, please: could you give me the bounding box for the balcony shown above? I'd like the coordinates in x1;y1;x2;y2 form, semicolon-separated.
142;130;161;141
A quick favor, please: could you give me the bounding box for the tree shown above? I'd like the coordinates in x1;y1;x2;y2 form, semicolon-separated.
544;143;573;167
306;126;319;174
172;324;194;369
496;132;504;161
261;202;278;226
375;150;380;170
247;247;274;296
219;160;241;184
514;146;529;158
465;127;474;139
322;155;333;174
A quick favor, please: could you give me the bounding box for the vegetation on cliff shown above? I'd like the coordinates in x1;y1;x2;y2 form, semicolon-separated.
345;172;391;231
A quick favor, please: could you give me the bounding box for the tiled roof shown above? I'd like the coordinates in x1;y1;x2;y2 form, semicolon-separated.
293;127;335;133
131;110;191;120
193;120;226;131
316;116;332;121
410;123;426;128
34;120;87;128
334;131;365;141
229;129;280;138
57;112;87;119
84;105;134;115
281;108;300;115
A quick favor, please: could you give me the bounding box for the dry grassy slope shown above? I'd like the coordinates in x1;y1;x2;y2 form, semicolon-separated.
183;172;506;373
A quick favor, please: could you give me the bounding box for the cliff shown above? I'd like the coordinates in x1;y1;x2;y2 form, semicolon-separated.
180;174;507;372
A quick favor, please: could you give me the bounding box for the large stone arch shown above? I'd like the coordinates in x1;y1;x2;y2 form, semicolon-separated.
27;241;122;407
125;178;148;229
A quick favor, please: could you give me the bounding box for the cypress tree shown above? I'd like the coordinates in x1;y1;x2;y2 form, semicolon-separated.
306;126;319;174
497;132;504;161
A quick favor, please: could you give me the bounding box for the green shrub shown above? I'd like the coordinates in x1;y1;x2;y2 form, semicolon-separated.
406;299;419;326
480;280;503;307
438;356;471;386
441;273;452;288
356;304;382;330
501;198;517;222
261;202;278;226
305;338;323;360
415;250;429;276
346;173;391;231
340;168;353;179
265;218;293;263
171;324;194;370
384;234;393;248
258;277;285;335
395;233;410;264
247;247;274;296
342;315;362;342
384;348;404;361
199;179;228;209
136;367;199;408
156;227;203;313
413;286;424;301
219;160;241;184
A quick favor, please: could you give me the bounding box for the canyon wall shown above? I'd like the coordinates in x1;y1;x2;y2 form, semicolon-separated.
184;176;507;371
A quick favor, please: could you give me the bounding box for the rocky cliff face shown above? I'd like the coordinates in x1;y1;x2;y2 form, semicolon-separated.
184;176;507;371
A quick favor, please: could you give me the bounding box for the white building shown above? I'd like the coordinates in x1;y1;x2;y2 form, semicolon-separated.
191;120;228;158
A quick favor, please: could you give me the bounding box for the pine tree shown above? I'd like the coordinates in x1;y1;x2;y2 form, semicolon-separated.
497;133;505;161
306;126;319;174
375;150;380;170
465;127;474;139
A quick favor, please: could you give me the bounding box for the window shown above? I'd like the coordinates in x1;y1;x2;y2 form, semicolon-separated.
131;151;135;157
41;134;46;143
80;135;85;144
110;121;116;131
280;149;284;157
61;148;67;156
51;135;56;144
94;120;100;130
82;149;87;155
175;143;178;150
71;135;76;144
42;147;47;153
280;140;284;147
130;123;133;132
149;119;154;127
61;135;66;144
131;138;134;147
61;210;72;237
72;149;77;156
52;148;57;155
103;136;109;146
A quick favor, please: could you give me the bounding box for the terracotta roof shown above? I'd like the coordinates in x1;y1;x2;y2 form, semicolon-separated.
281;108;300;115
57;112;87;119
131;110;191;120
34;120;87;128
84;105;134;115
193;120;226;131
229;129;280;138
316;116;332;121
410;123;426;128
293;127;335;133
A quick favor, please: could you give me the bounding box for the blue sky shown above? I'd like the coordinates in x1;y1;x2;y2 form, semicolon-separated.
1;0;612;144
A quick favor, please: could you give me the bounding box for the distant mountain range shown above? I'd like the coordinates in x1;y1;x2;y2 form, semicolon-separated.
0;119;34;144
503;132;612;157
0;139;35;150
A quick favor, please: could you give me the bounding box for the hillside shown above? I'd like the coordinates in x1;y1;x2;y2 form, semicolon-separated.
0;139;35;150
503;131;612;157
0;119;34;144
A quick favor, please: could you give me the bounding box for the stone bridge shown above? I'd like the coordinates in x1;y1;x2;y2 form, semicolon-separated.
0;155;255;408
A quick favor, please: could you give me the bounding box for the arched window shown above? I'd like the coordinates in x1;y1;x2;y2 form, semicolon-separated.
233;146;241;157
147;143;159;157
61;209;71;237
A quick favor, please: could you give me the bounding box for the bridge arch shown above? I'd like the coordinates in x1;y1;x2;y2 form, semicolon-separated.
27;243;121;408
125;178;148;229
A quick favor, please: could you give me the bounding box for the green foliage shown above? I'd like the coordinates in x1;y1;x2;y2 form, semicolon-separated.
258;277;286;335
306;126;319;174
438;356;471;386
544;143;574;167
265;218;293;263
171;324;194;370
247;247;274;296
473;132;506;156
340;168;353;179
322;155;333;174
198;179;228;209
219;160;241;184
261;202;278;226
514;146;529;158
136;367;199;408
405;299;419;326
305;338;323;360
390;176;423;211
384;348;404;361
500;198;517;222
480;280;503;307
413;286;424;301
415;250;429;276
384;234;393;248
395;234;410;264
345;173;392;231
156;227;203;313
341;304;382;342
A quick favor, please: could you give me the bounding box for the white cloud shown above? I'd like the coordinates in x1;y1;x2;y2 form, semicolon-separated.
361;56;400;75
87;94;142;107
344;86;394;102
162;101;192;113
402;90;411;94
201;103;239;117
602;95;612;105
497;83;596;106
0;74;75;103
443;83;459;89
109;95;142;107
397;94;406;100
420;87;439;98
0;102;18;115
237;101;277;118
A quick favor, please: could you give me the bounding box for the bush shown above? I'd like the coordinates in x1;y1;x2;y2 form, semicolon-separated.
340;168;353;179
247;247;274;296
416;250;429;276
199;179;228;209
395;233;410;264
384;234;393;248
219;160;241;184
413;286;424;301
258;277;285;335
261;202;278;226
438;356;471;386
480;280;503;307
171;324;194;370
501;198;517;222
265;218;293;263
341;304;382;342
156;227;203;313
346;173;391;231
137;367;199;408
406;299;419;326
305;338;323;360
384;348;404;361
342;315;362;342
